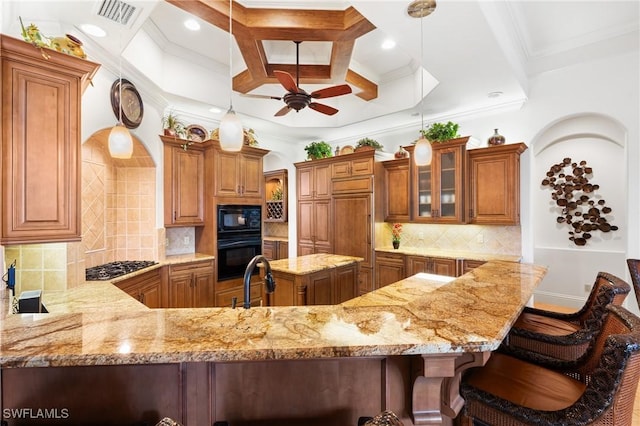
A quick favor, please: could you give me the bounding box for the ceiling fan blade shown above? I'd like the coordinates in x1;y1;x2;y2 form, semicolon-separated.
274;105;292;116
309;102;339;116
241;93;282;101
274;70;298;93
311;84;352;99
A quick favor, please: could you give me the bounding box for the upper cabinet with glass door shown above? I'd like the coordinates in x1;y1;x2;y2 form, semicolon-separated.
406;137;469;224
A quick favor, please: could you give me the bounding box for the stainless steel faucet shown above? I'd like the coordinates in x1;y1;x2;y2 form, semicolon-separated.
242;255;276;309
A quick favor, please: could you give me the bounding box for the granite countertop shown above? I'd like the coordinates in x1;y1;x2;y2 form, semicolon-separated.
267;253;363;275
0;260;546;368
375;247;521;262
263;236;289;242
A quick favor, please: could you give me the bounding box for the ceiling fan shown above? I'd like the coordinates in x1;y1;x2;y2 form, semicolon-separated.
243;41;352;116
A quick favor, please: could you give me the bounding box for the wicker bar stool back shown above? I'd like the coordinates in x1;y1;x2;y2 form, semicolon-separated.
505;271;630;361
626;259;640;309
459;304;640;426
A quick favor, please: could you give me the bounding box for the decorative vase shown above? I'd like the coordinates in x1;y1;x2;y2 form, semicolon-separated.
488;128;506;146
394;146;408;159
50;34;86;59
392;240;400;249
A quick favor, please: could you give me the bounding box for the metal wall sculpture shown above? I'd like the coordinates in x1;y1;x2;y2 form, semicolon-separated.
542;157;618;246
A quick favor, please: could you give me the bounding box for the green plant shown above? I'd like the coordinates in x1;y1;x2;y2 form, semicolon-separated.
270;182;283;200
162;111;186;137
420;121;460;142
304;141;333;160
355;137;384;151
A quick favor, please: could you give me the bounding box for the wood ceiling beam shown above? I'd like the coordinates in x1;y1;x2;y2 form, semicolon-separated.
165;0;379;100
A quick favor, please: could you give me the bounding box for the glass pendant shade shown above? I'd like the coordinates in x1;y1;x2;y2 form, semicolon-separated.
108;124;133;159
219;108;243;152
414;136;432;166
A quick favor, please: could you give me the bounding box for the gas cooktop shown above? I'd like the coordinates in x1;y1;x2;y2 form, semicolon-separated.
85;261;157;281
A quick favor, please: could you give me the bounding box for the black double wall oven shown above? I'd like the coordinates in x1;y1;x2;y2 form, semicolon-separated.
217;204;262;281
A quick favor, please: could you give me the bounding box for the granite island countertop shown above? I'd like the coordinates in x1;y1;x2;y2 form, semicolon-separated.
267;253;363;275
0;260;546;368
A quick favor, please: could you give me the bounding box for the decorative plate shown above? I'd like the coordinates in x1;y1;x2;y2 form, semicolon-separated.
339;145;355;155
110;78;143;129
186;125;208;142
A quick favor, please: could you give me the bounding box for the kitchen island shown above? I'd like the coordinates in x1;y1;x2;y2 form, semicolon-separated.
265;253;363;306
0;260;546;426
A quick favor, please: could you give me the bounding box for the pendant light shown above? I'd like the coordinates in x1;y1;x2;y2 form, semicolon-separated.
219;0;244;152
408;0;436;166
108;0;133;159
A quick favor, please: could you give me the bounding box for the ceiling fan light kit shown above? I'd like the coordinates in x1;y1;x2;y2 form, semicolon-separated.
245;41;353;117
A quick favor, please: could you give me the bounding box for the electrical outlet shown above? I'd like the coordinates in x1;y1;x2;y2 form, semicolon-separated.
584;284;591;293
418;232;424;240
476;234;484;244
165;238;169;246
183;236;190;245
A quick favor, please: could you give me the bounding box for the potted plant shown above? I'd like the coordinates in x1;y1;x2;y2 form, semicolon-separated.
304;141;333;160
355;137;384;151
419;121;460;143
162;111;186;138
390;222;403;249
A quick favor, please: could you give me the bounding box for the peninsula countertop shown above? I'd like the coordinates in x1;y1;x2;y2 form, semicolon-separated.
0;260;546;368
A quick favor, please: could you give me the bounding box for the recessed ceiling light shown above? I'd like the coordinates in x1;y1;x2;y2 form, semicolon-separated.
184;19;200;31
80;23;106;37
209;106;222;114
488;91;503;98
381;39;396;50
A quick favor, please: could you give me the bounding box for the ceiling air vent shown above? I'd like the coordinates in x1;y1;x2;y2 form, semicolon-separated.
97;0;136;25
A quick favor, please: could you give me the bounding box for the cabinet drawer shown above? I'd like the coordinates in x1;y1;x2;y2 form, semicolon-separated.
375;252;405;265
168;260;214;274
332;176;373;194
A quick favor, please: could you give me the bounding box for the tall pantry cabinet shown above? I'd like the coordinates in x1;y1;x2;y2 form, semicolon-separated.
295;150;377;294
0;35;100;244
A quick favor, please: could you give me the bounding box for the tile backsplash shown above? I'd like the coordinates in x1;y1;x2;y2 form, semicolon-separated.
375;222;521;255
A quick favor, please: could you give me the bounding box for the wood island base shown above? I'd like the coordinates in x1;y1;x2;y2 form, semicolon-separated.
1;353;485;426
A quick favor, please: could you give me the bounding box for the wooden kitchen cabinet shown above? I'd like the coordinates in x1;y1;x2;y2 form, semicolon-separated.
406;255;456;277
115;267;164;308
213;144;268;199
167;259;215;308
331;151;374;179
382;158;411;222
162;136;206;226
264;169;288;222
263;239;289;260
0;35;100;244
296;162;331;200
467;143;528;225
375;251;405;288
406;137;468;224
297;199;332;255
458;259;487;276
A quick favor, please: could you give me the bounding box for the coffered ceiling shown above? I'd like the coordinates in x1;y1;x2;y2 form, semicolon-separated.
2;0;639;142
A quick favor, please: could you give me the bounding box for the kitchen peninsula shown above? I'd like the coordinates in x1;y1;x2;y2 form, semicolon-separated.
0;260;546;426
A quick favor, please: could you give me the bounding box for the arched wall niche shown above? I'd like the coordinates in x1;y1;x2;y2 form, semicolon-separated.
530;112;628;308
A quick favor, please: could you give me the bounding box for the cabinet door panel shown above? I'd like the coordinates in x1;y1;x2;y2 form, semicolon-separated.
314;165;331;198
168;274;192;308
241;154;262;197
171;147;204;225
297;201;314;245
335;265;357;304
214;151;240;196
407;256;429;276
333;195;372;267
193;271;214;308
313;200;332;250
432;258;456;277
308;271;332;305
383;160;410;222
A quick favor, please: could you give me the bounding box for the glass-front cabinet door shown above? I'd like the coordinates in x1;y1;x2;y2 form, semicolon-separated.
412;137;468;223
